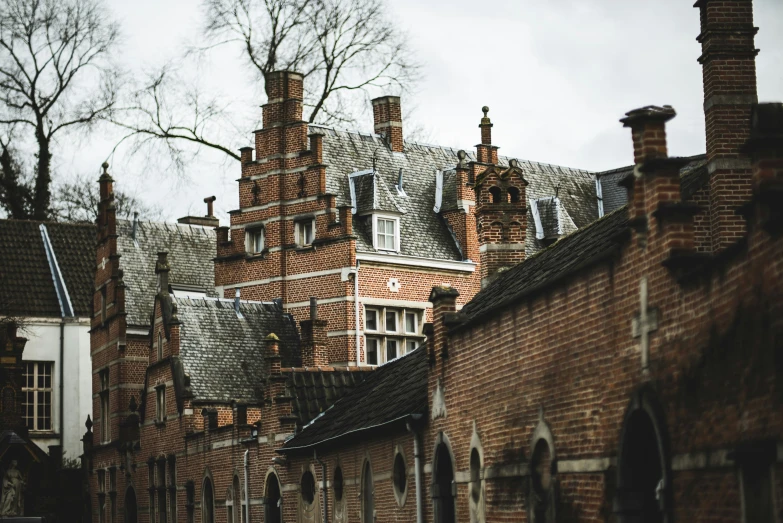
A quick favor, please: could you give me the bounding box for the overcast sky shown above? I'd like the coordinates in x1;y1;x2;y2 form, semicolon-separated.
66;0;783;223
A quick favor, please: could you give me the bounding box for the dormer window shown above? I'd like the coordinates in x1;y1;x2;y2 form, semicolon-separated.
295;219;315;246
373;215;400;252
246;227;265;253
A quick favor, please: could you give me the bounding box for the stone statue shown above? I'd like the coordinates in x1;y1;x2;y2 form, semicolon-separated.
0;460;25;516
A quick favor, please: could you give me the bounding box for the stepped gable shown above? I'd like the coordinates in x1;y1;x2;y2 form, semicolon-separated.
116;220;217;327
458;206;630;328
315;125;598;260
281;346;427;452
0;219;95;317
175;297;300;403
285;367;374;427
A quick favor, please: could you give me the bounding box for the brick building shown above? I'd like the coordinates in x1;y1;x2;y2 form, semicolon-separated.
87;1;782;522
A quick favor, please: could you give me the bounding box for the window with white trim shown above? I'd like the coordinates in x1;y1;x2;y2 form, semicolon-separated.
22;361;52;432
246;227;264;254
373;215;399;251
295;219;315;246
364;307;423;365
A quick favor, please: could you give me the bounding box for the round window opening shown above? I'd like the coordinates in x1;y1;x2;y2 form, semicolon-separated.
470;448;481;503
393;453;407;497
333;467;344;502
300;471;316;505
531;439;553;497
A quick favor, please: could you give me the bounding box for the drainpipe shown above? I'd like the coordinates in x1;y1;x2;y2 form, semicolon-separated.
244;449;251;523
59;320;65;447
407;420;424;523
314;450;328;523
354;261;361;365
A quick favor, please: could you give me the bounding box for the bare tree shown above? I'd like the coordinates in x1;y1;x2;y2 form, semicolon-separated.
51;172;162;224
0;0;120;220
112;0;419;168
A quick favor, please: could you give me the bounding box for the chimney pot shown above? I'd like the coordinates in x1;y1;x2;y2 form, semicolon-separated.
203;196;216;217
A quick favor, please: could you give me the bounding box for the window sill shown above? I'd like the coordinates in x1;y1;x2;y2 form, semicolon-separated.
154;420;166;428
245;250;268;260
295;245;315;252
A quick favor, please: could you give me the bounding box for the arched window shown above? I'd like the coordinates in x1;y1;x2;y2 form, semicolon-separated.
125;486;138;523
202;477;214;523
469;448;481;503
361;461;374;523
530;439;554;522
264;472;282;523
232;475;242;523
301;470;316;506
333;467;344;503
508;186;521;203
433;443;455;523
488;186;502;204
393;452;407;506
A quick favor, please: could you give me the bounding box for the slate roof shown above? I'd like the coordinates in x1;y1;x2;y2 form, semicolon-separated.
286;367;374;427
458;207;630;328
281;346;428;452
316;126;598;260
175;297;300;403
0;219;95;318
116;220;217;327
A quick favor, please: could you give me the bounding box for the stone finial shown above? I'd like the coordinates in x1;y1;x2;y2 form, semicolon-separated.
457;149;468;169
102;161;109;173
85;414;93;433
266;332;280;341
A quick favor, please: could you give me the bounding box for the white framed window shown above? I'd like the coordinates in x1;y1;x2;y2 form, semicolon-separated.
295;219;315;246
373;215;400;251
22;362;52;432
156;386;166;423
363;307;423;365
246;227;264;253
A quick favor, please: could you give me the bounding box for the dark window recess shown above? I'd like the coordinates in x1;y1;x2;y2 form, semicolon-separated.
300;471;316;505
393;454;407;497
333;467;344;502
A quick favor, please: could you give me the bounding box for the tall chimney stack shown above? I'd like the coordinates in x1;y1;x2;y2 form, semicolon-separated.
372;96;404;153
695;0;759;251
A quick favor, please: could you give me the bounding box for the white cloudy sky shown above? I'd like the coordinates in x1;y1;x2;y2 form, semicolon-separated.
64;0;783;222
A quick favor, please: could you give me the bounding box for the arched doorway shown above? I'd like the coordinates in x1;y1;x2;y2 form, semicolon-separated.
125;486;138;523
614;388;671;523
433;443;455;523
264;472;282;523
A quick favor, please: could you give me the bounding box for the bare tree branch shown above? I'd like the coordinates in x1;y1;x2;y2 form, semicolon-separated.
0;0;120;219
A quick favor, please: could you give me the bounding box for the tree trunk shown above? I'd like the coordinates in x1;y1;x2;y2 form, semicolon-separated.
0;145;31;220
33;125;52;220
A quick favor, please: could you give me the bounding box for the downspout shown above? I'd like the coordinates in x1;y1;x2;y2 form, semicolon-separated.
407;421;424;523
314;450;328;523
59;320;64;446
354;260;361;365
244;449;251;523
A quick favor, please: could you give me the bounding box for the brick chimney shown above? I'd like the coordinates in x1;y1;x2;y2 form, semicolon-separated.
695;0;759;251
372;96;403;153
621;106;699;268
476;107;499;165
300;297;329;367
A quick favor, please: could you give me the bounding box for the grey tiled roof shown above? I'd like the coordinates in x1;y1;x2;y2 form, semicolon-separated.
0;220;95;318
116;220;217;327
175;297;300;403
316;126;599;261
281;346;427;452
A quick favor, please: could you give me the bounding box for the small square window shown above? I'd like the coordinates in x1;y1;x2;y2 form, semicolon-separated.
246;228;264;253
296;219;315;246
405;340;418;354
404;312;417;334
365;309;378;331
385;310;399;332
386;339;399;362
366;338;380;365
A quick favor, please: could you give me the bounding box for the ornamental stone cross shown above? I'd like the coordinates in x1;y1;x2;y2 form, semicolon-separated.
632;277;658;371
100;257;107;270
